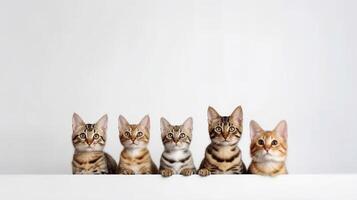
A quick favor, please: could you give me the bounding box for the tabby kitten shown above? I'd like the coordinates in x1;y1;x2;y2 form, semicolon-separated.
248;120;288;176
198;106;246;176
159;117;196;177
71;113;117;174
117;115;158;174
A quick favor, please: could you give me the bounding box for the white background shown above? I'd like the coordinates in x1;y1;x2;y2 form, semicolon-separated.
0;0;356;174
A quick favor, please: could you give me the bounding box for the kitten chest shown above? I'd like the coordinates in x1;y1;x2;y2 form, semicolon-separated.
163;150;191;172
121;148;152;174
206;145;242;171
72;152;107;172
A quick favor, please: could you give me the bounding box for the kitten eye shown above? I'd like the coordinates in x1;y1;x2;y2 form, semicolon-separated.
137;132;143;137
179;133;185;138
80;133;86;139
124;131;130;137
215;127;222;133
93;134;99;139
229;126;236;132
271;140;278;146
168;133;173;138
258;139;264;145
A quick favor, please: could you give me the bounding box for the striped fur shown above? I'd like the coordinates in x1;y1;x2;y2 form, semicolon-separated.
117;115;158;174
159;117;196;177
198;106;246;176
248;120;288;176
71;113;117;174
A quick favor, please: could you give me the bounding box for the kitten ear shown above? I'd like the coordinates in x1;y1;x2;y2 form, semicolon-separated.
139;115;150;130
118;115;129;130
274;120;288;140
160;117;171;136
230;105;243;124
207;106;220;124
250;120;264;139
183;117;193;131
72;113;85;131
96;114;108;132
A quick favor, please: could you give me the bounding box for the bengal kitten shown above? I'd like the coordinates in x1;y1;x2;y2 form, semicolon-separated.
159;117;196;177
248;120;288;176
71;113;117;174
198;106;246;176
117;115;158;174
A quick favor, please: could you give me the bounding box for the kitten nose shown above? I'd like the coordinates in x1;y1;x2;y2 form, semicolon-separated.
87;139;93;145
222;133;229;139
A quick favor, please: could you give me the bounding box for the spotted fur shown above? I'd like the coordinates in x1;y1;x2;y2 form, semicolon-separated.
198;106;246;176
71;113;117;174
248;120;288;176
159;117;196;177
117;115;158;174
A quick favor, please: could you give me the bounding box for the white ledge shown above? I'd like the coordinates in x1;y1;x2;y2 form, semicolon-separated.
1;175;356;199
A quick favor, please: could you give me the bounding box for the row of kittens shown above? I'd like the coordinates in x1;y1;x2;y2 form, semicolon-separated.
72;106;288;176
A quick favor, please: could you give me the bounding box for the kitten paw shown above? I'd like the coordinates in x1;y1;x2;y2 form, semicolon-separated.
180;168;194;176
198;169;211;177
121;169;135;175
161;169;174;177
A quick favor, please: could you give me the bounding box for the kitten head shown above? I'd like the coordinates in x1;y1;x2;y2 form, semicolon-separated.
250;120;288;162
118;115;151;149
72;113;108;152
207;106;243;146
160;117;193;151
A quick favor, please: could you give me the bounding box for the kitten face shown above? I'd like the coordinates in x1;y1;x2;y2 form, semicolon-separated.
207;106;243;146
72;113;108;152
250;120;288;162
118;115;150;149
160;117;193;151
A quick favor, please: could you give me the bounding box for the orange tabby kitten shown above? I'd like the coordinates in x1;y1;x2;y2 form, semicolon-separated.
248;120;288;176
117;115;158;174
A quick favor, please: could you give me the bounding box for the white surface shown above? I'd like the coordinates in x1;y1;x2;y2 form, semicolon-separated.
0;0;357;174
1;175;356;199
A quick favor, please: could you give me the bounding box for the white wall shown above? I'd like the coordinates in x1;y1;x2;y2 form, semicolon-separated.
0;0;356;174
